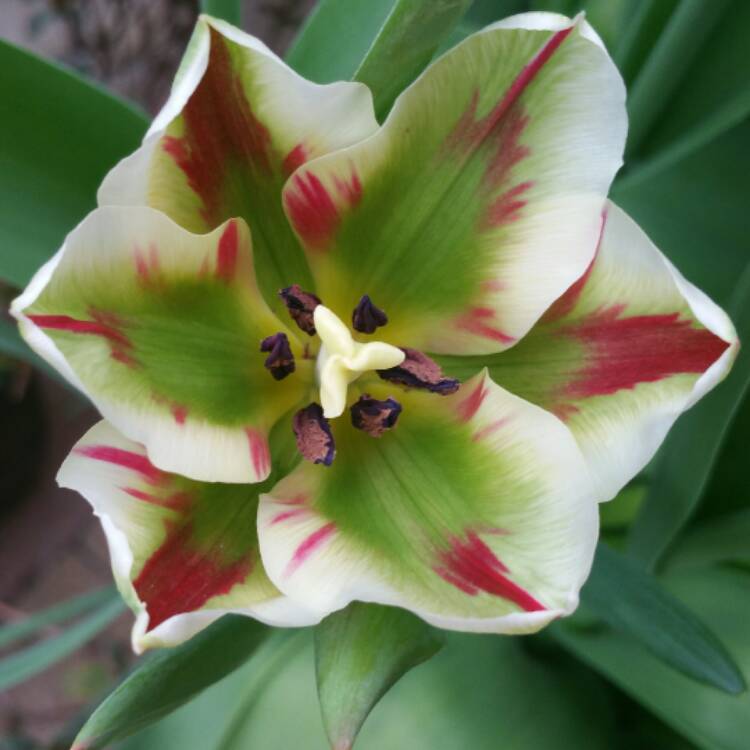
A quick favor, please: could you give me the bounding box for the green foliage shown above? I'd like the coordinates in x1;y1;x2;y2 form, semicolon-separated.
557;568;750;750
121;629;617;749
0;586;114;651
577;544;745;693
71;616;269;750
315;603;444;750
285;0;396;82
0;594;123;691
0;40;147;289
353;0;473;119
200;0;242;26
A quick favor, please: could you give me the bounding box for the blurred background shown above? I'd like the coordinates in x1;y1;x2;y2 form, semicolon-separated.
1;1;749;749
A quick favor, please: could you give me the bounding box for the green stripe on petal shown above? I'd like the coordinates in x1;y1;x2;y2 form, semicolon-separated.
13;206;308;483
258;371;597;633
440;202;738;501
58;421;319;653
281;12;626;355
98;16;378;316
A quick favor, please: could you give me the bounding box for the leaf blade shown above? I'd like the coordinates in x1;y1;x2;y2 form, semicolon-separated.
0;39;147;288
71;615;269;750
285;0;396;83
580;543;745;694
200;0;242;25
353;0;473;119
315;603;443;750
0;586;114;651
0;594;124;691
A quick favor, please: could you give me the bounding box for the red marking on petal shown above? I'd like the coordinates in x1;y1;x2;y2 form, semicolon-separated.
285;522;336;577
134;522;252;631
270;507;307;526
333;170;363;208
162;29;272;226
481;279;506;293
77;445;164;484
282;143;309;176
245;428;270;478
284;171;340;251
435;531;545;612
543;210;607;323
29;312;137;367
29;314;127;346
454;307;516;344
562;308;731;398
216;220;239;282
171;406;188;425
472;417;509;442
446;26;573;226
484;180;533;228
456;377;489;422
551;403;580;422
123;487;190;511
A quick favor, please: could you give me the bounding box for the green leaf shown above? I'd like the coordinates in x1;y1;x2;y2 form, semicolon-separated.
200;0;242;25
579;543;745;694
71;615;269;750
0;586;114;651
0;594;124;691
315;603;443;750
134;629;614;750
285;0;396;83
618;0;750;185
627;264;750;568
625;0;732;158
613;0;680;85
665;509;750;572
353;0;473;119
0;39;147;288
556;568;750;750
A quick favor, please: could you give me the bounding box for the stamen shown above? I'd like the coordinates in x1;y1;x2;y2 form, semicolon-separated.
351;395;402;437
378;347;459;395
293;403;336;466
279;284;321;335
260;333;295;380
352;295;388;334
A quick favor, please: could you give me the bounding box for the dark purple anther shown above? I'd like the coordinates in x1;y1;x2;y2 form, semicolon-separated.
293;403;336;466
260;333;295;380
350;395;402;437
352;295;388;334
279;284;321;336
378;347;459;395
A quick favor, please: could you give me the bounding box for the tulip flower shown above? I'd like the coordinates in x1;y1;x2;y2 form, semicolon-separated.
12;13;737;652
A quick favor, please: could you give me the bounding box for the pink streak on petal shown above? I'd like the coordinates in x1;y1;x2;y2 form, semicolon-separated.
472;417;509;442
334;170;363;208
245;428;270;479
77;445;164;484
269;507;307;526
435;531;545;612
171;405;188;425
216;220;239;282
284;522;336;577
284;171;340;251
282;143;308;176
456;377;489;422
454;307;516;344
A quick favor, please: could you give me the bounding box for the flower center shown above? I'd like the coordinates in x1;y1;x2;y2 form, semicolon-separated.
313;305;405;418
